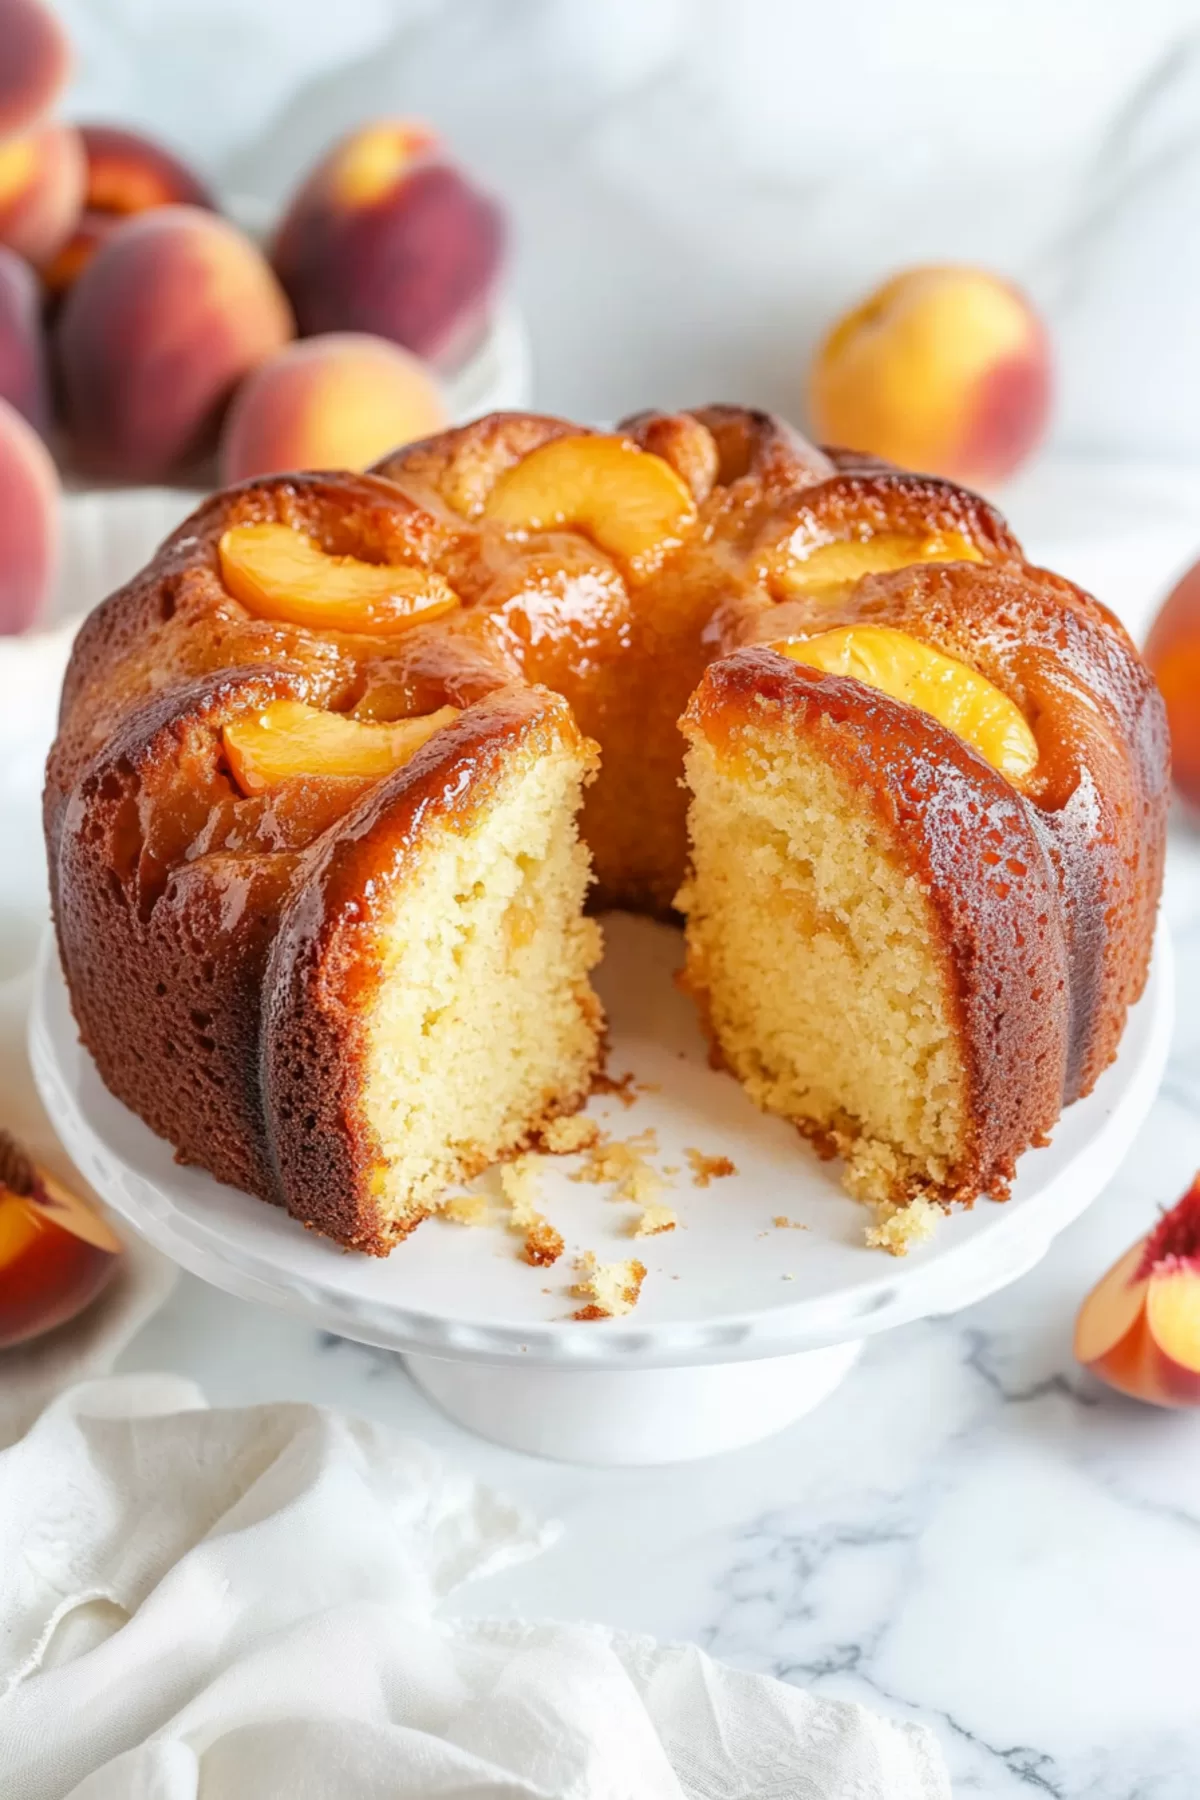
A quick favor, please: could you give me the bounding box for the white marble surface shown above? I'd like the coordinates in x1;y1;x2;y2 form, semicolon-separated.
12;1;1200;1787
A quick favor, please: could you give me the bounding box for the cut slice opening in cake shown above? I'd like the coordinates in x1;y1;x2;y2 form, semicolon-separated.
356;739;603;1244
678;722;970;1233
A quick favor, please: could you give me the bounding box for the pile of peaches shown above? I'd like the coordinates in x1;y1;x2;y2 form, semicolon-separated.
0;0;503;632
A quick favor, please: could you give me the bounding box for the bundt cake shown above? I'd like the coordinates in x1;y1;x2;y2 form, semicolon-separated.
44;406;1168;1255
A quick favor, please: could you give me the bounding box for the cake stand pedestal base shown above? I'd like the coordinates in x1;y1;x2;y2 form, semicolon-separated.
406;1340;864;1464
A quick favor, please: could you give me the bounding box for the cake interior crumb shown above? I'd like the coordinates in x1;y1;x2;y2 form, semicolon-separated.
632;1202;677;1238
864;1194;941;1256
500;1155;564;1267
686;1148;736;1187
571;1250;647;1319
540;1112;600;1154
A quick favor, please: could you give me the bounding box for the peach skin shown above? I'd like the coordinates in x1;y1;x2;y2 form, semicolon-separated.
219;331;448;483
58;204;294;479
42;123;216;298
0;242;48;432
0;392;57;632
808;265;1052;486
1075;1174;1200;1406
0;0;72;138
0;120;84;263
0;1129;121;1349
271;119;504;369
1146;560;1200;807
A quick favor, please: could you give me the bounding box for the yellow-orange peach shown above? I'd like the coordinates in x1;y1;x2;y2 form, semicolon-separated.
0;393;57;632
0;1131;120;1349
772;626;1039;784
0;0;71;139
219;332;448;484
482;433;697;580
767;528;985;602
271;120;504;369
809;265;1052;485
0;121;84;264
0;243;47;432
222;699;460;794
58;205;294;479
217;522;460;634
1075;1174;1200;1407
42;123;216;298
1146;561;1200;807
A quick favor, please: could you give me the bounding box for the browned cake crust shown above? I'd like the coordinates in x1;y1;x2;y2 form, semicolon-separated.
46;405;1169;1248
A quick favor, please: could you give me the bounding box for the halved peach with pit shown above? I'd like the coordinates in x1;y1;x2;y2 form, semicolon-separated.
770;528;985;602
773;624;1038;785
0;1131;121;1348
482;433;697;580
223;698;460;794
217;522;460;634
1075;1174;1200;1406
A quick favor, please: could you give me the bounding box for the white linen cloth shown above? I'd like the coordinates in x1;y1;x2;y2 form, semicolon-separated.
0;1374;952;1799
0;968;177;1449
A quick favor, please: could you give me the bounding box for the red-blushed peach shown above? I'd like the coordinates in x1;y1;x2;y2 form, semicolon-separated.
0;0;71;138
1075;1174;1200;1407
1146;561;1200;807
271;119;504;369
57;204;295;479
0;120;84;263
0;392;57;632
0;1132;121;1349
42;123;216;297
219;331;449;483
0;242;48;431
808;265;1052;486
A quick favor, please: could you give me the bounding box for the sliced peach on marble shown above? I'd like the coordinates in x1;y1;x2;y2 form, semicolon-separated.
482;434;697;580
773;625;1038;784
0;0;72;139
770;528;986;602
217;522;459;634
0;121;84;263
1146;560;1200;807
42;123;216;297
271;119;504;370
57;206;294;479
1075;1175;1200;1407
0;392;58;633
0;1129;121;1349
222;698;460;794
808;265;1051;485
0;242;48;431
219;332;448;484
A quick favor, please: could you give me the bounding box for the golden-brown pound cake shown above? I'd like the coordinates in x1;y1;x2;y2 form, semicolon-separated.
46;407;1168;1254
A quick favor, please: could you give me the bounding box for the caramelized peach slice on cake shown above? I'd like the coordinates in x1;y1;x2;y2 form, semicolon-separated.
218;522;460;634
770;529;985;602
222;699;460;794
481;433;697;579
773;625;1038;785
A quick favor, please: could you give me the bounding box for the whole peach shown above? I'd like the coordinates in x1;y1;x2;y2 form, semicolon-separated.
220;331;448;483
1147;560;1200;807
0;121;84;263
0;243;47;431
808;265;1052;486
0;0;71;138
58;205;295;479
0;392;58;632
271;120;504;369
42;124;216;298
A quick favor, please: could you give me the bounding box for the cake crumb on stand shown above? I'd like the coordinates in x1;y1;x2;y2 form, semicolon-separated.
571;1250;647;1319
865;1195;941;1256
685;1148;736;1186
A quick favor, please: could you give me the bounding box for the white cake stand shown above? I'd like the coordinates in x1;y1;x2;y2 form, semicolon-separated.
30;916;1172;1464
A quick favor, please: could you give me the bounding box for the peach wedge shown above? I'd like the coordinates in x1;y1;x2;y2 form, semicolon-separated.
1075;1174;1200;1406
772;625;1039;785
217;522;459;634
222;699;460;794
482;433;697;580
